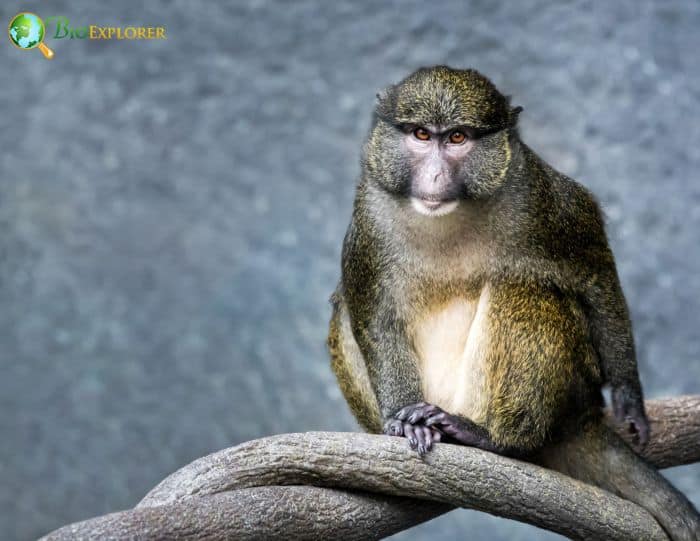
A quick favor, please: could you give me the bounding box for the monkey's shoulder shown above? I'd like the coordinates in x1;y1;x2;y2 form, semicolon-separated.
520;147;602;224
552;175;604;228
339;212;398;309
527;163;609;259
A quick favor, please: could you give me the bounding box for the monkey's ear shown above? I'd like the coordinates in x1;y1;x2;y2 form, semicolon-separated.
375;85;397;120
508;105;523;128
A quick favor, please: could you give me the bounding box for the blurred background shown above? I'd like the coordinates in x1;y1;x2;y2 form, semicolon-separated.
2;1;700;539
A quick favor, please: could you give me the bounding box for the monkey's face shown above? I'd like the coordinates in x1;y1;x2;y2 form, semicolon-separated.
369;66;521;217
401;124;476;217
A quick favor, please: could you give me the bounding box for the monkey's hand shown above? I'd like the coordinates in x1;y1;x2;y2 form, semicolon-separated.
395;402;443;425
392;402;505;454
384;402;444;455
396;403;503;453
612;384;650;446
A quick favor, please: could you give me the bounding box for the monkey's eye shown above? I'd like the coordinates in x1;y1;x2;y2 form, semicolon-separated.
448;131;467;144
413;127;431;141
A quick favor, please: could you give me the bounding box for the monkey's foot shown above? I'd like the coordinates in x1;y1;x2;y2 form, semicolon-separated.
612;385;650;446
383;418;442;455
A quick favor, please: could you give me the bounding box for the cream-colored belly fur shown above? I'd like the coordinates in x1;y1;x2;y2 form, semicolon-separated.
412;286;490;424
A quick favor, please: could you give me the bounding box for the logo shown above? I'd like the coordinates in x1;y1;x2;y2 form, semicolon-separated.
8;12;54;59
8;13;167;59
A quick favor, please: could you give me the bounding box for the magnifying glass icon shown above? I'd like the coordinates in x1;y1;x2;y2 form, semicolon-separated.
8;12;55;59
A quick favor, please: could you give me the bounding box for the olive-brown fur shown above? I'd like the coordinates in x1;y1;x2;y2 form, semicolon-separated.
328;66;700;539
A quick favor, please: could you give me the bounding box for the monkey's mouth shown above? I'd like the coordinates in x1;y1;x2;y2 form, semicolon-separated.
410;197;459;217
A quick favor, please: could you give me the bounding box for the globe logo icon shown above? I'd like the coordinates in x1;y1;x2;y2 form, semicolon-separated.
8;12;54;59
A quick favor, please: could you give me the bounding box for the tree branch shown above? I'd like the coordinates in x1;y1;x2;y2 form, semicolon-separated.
41;396;700;541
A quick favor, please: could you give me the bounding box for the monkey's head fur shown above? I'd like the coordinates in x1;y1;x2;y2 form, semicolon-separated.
363;66;522;216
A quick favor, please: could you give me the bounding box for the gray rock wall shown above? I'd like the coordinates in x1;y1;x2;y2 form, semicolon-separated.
1;1;699;540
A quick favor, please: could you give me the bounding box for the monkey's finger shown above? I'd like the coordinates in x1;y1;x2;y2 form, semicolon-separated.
421;426;433;452
431;428;442;443
408;404;441;425
403;423;418;450
424;412;448;427
413;425;431;455
396;402;428;422
383;419;404;437
630;415;650;447
613;387;644;427
407;411;422;424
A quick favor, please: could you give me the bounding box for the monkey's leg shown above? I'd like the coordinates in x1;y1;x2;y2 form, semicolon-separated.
328;298;382;433
538;421;700;541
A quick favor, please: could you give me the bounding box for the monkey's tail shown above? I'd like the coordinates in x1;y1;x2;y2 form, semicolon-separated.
538;420;700;541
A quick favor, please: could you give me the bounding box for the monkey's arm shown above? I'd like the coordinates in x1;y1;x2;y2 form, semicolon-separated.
558;183;649;443
394;402;511;455
353;311;421;419
345;298;445;454
583;258;649;444
347;291;508;455
340;221;440;453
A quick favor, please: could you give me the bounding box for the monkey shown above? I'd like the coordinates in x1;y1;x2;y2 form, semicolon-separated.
328;66;700;540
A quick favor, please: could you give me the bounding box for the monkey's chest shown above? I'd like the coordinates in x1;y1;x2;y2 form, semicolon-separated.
411;287;490;424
